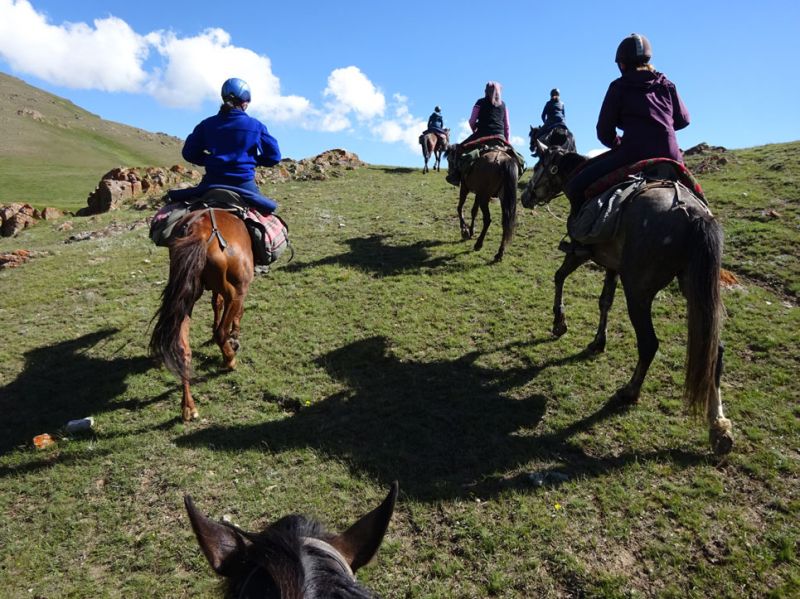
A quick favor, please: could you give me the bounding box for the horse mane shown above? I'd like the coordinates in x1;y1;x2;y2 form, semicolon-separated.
230;515;378;599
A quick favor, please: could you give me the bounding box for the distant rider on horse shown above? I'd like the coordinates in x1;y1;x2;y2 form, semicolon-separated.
172;77;282;213
561;33;691;255
446;81;512;185
539;88;567;136
422;106;448;146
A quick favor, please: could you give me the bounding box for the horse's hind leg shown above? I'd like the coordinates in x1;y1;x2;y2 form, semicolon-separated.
473;196;488;251
708;342;734;455
457;187;471;239
552;253;589;337
179;315;199;421
587;269;619;353
613;285;658;405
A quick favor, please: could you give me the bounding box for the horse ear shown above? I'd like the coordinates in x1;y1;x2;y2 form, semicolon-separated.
185;495;251;577
329;481;398;572
536;138;549;155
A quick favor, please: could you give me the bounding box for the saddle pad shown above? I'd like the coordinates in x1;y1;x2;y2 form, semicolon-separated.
585;158;705;201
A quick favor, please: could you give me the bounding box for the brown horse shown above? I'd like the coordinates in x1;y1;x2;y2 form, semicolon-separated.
421;130;449;174
445;144;519;262
185;482;398;598
150;208;253;421
521;140;733;455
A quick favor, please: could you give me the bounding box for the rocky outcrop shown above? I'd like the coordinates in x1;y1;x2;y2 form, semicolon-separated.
77;149;365;215
0;249;33;269
78;166;202;215
257;149;365;183
684;143;730;174
0;203;66;237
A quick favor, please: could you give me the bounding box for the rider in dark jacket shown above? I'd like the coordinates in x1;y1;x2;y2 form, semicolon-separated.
561;34;690;255
427;106;445;133
175;77;281;212
446;82;511;185
540;88;566;133
565;34;689;204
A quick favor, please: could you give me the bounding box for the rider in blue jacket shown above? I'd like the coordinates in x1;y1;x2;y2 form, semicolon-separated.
175;78;281;212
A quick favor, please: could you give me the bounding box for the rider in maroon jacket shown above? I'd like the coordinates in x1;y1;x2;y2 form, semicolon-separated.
565;34;690;200
561;33;690;254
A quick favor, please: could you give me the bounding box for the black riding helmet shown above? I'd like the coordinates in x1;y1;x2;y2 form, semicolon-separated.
615;33;652;65
550;88;559;97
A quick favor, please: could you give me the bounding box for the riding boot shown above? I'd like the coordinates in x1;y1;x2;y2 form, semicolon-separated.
558;238;592;258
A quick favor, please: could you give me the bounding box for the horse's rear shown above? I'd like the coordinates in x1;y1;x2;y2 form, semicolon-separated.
422;132;447;173
603;185;732;453
457;148;519;262
150;209;254;421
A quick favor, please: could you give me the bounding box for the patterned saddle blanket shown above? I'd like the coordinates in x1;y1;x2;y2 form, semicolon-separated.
149;188;290;266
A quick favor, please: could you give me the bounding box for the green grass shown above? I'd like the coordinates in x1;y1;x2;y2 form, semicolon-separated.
1;147;799;597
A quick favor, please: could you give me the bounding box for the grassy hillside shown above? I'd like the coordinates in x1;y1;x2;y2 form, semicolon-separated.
0;143;798;597
0;71;186;209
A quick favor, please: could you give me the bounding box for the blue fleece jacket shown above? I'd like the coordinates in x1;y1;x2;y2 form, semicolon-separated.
182;108;281;183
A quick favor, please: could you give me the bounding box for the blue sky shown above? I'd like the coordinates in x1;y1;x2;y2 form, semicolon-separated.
1;0;798;167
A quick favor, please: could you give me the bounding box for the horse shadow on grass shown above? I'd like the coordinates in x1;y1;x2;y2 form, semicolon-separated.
0;329;154;457
176;335;707;501
283;234;462;278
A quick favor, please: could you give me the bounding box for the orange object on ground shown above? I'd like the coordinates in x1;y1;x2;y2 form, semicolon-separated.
33;433;55;449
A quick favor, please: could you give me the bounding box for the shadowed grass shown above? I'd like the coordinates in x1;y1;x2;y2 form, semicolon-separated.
1;145;798;597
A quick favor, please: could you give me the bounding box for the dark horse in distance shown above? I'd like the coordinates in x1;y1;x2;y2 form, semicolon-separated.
521;140;733;455
445;143;519;262
150;208;254;421
421;129;449;173
529;124;576;156
185;482;398;598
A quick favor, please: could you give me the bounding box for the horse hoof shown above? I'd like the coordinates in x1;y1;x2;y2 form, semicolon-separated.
461;229;471;240
710;418;734;455
182;408;199;422
492;253;503;263
225;358;237;370
610;387;638;407
473;241;483;252
587;339;606;354
552;322;567;337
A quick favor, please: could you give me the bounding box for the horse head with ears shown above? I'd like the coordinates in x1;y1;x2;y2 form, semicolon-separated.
185;482;399;598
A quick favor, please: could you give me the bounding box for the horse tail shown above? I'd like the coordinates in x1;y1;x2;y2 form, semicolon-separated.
500;156;518;247
683;214;724;418
149;218;208;379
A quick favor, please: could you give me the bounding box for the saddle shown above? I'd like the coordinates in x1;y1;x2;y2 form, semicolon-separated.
584;158;705;202
569;160;708;245
456;135;526;175
149;189;290;267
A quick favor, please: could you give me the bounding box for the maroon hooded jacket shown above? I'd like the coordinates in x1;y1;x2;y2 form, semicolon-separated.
596;69;689;162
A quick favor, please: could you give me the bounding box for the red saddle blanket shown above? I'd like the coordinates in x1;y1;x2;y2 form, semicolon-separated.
584;158;705;201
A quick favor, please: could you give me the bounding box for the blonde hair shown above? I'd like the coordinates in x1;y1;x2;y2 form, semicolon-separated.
484;81;502;107
635;63;655;72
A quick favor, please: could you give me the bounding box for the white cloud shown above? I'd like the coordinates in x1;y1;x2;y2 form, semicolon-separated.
146;28;310;123
323;66;385;120
371;94;426;152
0;1;435;154
0;0;149;91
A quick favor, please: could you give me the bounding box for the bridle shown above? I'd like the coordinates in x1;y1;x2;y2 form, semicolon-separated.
237;536;354;599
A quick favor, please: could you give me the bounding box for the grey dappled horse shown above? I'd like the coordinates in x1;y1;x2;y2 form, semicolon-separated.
521;140;733;455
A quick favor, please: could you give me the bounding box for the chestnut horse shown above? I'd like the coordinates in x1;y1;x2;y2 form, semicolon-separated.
185;482;398;598
521;140;733;455
150;208;253;421
445;144;519;262
421;130;449;174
